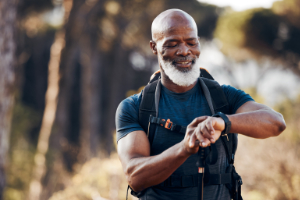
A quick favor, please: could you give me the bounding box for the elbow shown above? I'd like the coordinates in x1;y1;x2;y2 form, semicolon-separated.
128;179;145;193
129;181;143;193
273;113;286;136
125;166;144;192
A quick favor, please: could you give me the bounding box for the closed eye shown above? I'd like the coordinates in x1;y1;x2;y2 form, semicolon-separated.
188;41;198;46
166;44;177;47
164;43;178;48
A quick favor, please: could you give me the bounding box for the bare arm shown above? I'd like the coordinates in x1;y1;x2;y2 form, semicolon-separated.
118;131;187;192
192;101;287;147
118;102;286;192
228;101;286;138
117;116;213;192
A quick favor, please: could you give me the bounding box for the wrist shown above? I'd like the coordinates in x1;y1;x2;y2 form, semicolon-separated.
212;112;231;135
179;140;194;157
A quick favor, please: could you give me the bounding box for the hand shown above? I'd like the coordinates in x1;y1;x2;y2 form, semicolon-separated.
181;116;225;155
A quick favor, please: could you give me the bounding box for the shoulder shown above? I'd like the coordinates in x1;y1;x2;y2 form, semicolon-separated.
221;84;241;95
221;84;250;98
115;92;144;142
221;84;254;114
116;92;142;114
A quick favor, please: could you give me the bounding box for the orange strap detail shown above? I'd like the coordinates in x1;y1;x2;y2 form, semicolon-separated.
164;119;173;129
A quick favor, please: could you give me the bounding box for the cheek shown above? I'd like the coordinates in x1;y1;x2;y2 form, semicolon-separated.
161;47;176;57
161;47;167;55
192;49;200;58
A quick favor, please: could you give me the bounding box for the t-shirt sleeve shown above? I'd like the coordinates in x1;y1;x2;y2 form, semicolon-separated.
115;93;144;142
222;85;255;114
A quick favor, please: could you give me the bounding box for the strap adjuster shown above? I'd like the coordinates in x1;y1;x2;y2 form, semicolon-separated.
159;119;165;126
164;119;173;129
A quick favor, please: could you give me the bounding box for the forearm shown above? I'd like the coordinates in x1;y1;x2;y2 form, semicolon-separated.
228;108;286;138
126;141;189;192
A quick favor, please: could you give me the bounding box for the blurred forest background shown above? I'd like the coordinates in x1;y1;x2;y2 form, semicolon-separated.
0;0;300;199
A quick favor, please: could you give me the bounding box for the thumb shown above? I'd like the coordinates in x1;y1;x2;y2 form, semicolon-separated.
189;116;208;127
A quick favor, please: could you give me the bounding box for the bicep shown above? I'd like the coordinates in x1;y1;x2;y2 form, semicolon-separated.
235;101;272;114
117;130;150;170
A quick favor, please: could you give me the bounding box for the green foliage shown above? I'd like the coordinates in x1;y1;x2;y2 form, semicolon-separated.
272;0;300;28
97;0;220;54
214;8;282;60
4;100;42;200
10;1;300;199
214;9;255;55
214;8;264;60
215;0;300;71
245;9;281;52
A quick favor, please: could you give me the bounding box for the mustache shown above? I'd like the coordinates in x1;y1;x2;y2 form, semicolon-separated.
172;56;196;64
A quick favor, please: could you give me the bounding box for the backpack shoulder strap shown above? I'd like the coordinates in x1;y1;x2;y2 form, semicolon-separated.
139;80;160;145
201;77;237;164
139;74;238;163
201;78;242;199
201;77;229;114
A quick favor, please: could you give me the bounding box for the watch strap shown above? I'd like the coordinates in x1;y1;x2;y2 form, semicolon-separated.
212;112;231;135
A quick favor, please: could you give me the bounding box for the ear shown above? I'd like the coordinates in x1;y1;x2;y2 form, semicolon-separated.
149;40;157;55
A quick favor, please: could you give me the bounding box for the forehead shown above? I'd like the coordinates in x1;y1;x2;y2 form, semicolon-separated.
153;12;198;42
156;24;198;42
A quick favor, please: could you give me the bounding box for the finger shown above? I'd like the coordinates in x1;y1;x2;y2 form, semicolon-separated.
194;126;211;147
211;130;222;142
196;122;213;140
189;134;198;148
206;118;215;134
204;120;216;143
189;116;208;127
201;126;214;141
199;138;211;148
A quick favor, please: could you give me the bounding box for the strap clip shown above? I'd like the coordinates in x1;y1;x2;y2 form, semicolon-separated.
160;119;165;126
164;119;173;129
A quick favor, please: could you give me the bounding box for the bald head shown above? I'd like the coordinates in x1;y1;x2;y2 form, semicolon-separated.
151;9;198;42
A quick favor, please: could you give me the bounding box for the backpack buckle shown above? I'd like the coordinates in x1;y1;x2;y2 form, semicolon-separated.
165;119;173;129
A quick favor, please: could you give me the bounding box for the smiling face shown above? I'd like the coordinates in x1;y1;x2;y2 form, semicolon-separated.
150;9;201;87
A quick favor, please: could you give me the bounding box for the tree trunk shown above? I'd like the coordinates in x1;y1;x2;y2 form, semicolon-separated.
27;1;73;200
27;31;65;200
0;0;17;199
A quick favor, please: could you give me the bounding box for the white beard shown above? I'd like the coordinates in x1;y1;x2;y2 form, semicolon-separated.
160;56;200;87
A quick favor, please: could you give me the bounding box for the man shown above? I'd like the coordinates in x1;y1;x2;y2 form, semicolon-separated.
116;9;286;200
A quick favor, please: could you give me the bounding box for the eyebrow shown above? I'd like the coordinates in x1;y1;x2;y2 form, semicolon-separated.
164;38;179;42
163;38;197;44
185;38;197;41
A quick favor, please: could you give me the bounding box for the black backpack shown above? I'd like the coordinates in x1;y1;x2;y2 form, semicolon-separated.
135;68;243;200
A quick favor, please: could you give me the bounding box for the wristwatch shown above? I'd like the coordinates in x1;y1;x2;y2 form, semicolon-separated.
212;112;231;136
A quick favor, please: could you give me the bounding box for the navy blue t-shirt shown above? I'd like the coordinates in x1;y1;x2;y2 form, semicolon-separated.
116;80;254;200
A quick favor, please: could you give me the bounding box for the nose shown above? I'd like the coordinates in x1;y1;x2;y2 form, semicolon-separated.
176;43;191;56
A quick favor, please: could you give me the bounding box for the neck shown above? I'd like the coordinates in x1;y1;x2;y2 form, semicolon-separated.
160;72;197;93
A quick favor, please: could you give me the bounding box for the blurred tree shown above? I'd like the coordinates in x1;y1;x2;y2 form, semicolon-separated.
214;0;300;75
6;0;300;199
18;0;53;16
41;0;220;198
0;0;18;199
272;0;300;29
50;0;220;169
9;0;221;199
